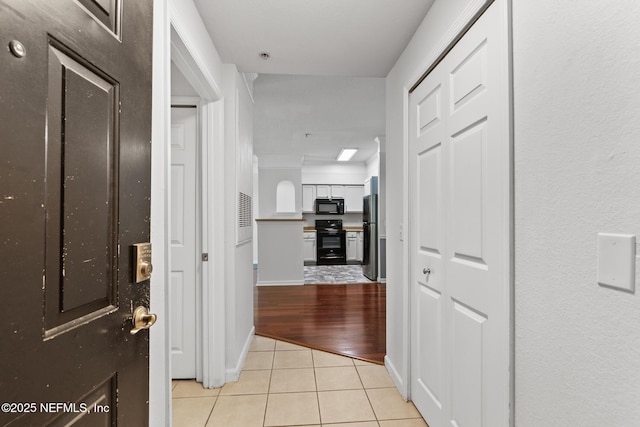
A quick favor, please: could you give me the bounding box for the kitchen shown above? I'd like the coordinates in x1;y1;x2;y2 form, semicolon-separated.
255;160;384;286
252;74;386;286
302;177;378;282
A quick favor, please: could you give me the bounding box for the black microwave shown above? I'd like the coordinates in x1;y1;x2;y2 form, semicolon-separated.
315;198;345;215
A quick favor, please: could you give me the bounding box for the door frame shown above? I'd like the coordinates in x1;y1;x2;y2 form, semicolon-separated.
150;3;227;424
400;0;514;423
169;19;227;388
168;18;227;386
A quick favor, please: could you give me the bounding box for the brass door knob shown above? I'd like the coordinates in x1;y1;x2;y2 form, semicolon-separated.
130;306;157;335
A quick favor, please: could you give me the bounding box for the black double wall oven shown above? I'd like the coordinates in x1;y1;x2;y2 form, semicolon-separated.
315;219;346;265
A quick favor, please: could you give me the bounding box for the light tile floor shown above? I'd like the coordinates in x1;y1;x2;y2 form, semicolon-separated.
172;336;428;427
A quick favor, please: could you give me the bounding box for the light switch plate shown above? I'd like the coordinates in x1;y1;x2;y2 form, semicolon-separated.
597;233;635;293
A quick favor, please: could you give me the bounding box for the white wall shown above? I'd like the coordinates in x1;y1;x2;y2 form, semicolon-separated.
259;167;303;218
253;155;259;264
513;1;640;425
365;152;379;180
223;65;255;381
384;0;484;397
302;162;367;185
257;221;305;285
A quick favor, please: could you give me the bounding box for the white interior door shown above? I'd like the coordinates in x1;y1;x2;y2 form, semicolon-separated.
171;106;198;379
409;4;510;427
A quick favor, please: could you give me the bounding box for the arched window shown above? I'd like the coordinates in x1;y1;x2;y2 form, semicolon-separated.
276;180;296;213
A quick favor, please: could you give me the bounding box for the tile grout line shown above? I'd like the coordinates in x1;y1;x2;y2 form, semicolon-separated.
311;348;323;426
202;394;217;427
354;362;381;424
262;343;276;427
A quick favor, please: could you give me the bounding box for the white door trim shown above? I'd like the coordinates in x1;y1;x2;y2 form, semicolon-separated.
169;18;226;389
150;1;171;424
400;0;512;422
150;2;227;424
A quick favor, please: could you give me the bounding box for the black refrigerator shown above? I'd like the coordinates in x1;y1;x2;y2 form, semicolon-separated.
362;194;378;281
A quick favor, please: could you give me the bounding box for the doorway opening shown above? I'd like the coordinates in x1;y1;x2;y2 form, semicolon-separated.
165;24;227;390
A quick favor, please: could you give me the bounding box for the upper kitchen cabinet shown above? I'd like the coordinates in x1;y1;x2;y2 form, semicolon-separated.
303;184;364;213
316;184;345;199
316;185;331;198
302;185;316;213
345;185;364;213
330;185;345;198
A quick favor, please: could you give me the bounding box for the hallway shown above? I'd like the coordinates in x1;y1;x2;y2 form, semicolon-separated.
172;336;426;426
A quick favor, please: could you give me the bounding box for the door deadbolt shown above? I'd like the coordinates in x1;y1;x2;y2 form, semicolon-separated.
132;243;152;283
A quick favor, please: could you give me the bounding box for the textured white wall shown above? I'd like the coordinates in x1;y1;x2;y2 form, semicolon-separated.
514;1;640;425
256;221;304;284
223;65;255;379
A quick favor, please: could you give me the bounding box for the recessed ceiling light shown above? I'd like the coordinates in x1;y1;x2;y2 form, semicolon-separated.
259;52;270;60
337;148;358;161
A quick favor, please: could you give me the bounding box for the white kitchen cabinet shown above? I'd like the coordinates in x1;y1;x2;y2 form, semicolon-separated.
330;185;345;198
344;185;364;213
346;232;358;261
303;184;364;211
316;185;331;198
303;231;316;262
356;231;363;261
302;185;316;212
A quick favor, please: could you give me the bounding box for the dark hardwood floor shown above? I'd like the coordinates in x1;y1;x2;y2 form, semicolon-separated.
254;283;386;364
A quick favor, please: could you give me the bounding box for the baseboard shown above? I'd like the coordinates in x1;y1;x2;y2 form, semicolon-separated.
225;326;255;382
256;280;304;286
385;355;408;400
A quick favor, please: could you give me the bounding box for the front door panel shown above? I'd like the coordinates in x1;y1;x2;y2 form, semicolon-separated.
0;0;153;425
44;41;120;333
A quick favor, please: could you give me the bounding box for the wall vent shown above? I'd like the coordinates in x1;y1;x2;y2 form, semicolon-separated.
238;192;252;228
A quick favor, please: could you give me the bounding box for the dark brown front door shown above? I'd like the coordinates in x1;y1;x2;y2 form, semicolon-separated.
0;0;154;425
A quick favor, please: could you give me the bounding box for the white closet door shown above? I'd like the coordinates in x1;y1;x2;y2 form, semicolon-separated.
409;3;510;426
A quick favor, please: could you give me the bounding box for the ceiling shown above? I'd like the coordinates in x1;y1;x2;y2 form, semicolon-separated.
193;0;434;77
189;0;434;164
253;74;385;163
